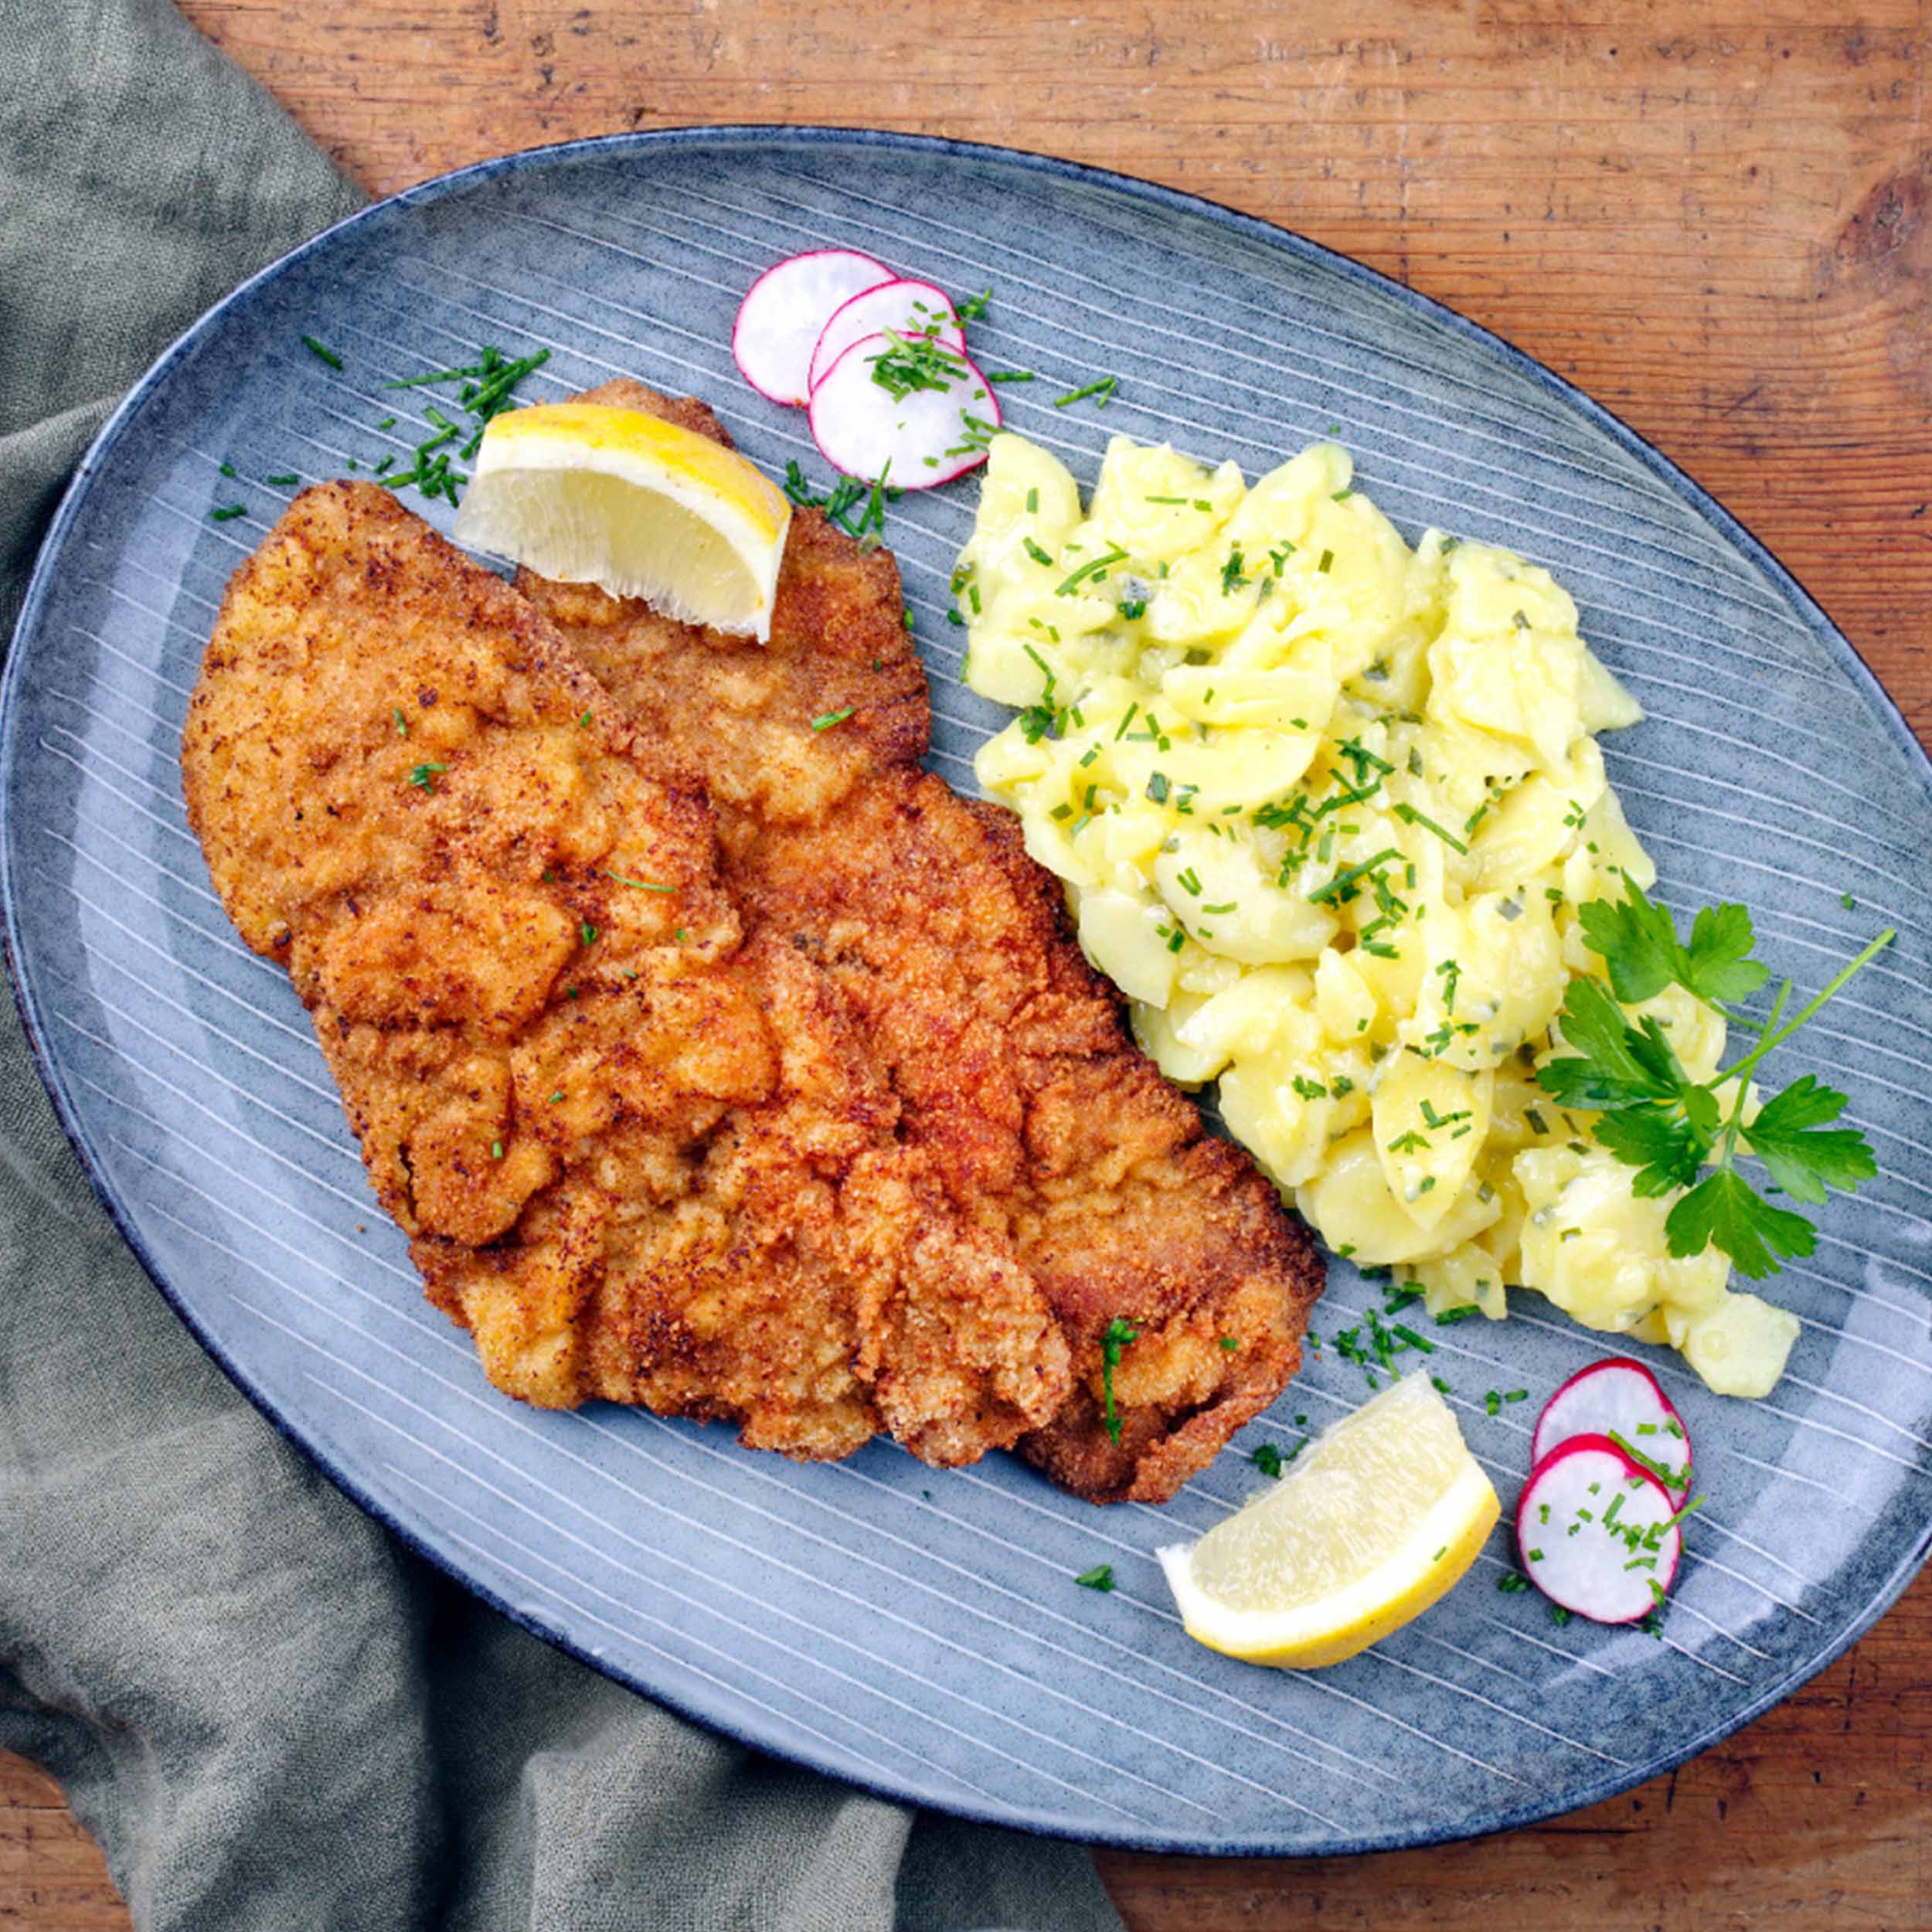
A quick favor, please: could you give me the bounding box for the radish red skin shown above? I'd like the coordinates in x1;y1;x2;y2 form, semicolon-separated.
733;250;893;406
809;332;1001;487
1531;1356;1692;1507
1516;1434;1682;1625
809;279;965;394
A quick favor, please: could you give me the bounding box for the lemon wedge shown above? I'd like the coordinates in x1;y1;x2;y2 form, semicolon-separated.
454;402;791;640
1158;1370;1498;1668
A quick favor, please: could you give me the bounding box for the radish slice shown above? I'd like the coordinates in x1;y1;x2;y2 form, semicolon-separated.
733;250;893;406
808;279;965;393
1531;1357;1692;1506
1517;1434;1682;1624
809;332;1001;488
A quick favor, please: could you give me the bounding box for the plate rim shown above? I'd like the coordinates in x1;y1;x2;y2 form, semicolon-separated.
5;122;1930;1859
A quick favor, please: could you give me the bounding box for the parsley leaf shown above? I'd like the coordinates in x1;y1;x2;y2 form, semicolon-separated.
1592;1107;1708;1197
1577;885;1680;1001
1665;1168;1817;1275
1580;876;1769;1008
1682;901;1770;1005
1540;978;1684;1108
1743;1074;1878;1206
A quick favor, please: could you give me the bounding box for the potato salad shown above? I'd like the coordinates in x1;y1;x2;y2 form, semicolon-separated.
956;430;1798;1396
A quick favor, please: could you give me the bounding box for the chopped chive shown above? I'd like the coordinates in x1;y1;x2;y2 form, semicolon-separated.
301;335;343;369
1099;1317;1140;1443
1052;375;1117;409
1393;801;1469;855
209;504;247;522
1307;847;1403;906
266;473;301;486
811;707;855;732
1057;546;1129;597
383;360;490;389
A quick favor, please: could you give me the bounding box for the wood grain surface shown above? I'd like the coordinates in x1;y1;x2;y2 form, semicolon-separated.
7;3;1930;1927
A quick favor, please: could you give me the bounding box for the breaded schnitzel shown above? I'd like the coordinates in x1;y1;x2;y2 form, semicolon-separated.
182;481;1067;1465
520;383;1325;1503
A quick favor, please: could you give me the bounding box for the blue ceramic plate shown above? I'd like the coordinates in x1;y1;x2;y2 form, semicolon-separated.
8;128;1932;1856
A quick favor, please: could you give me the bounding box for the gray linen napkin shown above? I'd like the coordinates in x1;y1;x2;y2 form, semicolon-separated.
0;5;1127;1927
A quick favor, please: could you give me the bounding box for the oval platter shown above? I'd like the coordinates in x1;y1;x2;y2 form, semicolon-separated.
7;127;1932;1856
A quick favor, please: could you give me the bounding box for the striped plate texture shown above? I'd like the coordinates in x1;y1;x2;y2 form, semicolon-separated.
8;129;1932;1857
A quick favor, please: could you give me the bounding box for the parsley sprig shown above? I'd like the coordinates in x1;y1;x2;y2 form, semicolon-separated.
1538;876;1893;1276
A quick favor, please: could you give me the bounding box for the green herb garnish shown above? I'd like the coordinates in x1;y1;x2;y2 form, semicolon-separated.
1099;1316;1140;1444
867;327;971;401
1053;375;1117;409
1538;875;1891;1276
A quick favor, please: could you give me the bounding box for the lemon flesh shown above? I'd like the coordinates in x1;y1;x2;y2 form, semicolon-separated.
454;403;791;640
1158;1370;1498;1668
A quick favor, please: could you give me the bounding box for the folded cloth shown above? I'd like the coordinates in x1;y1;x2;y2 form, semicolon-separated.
0;5;1125;1927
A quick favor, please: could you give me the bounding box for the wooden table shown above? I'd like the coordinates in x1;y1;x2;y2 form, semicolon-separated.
6;5;1930;1927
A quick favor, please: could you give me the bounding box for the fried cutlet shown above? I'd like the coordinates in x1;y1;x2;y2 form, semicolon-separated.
182;481;1068;1466
520;383;1327;1503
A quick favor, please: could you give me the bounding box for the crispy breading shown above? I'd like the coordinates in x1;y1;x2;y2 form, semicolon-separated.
521;383;1326;1502
182;481;1067;1464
